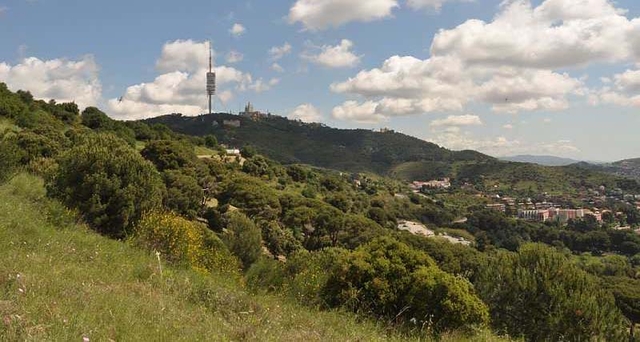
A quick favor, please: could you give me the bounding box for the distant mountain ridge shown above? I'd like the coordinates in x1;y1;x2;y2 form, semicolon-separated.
500;155;583;166
573;158;640;181
143;113;640;195
143;113;493;175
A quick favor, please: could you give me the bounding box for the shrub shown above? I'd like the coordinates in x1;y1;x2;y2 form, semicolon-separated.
132;211;241;275
221;211;262;269
141;140;197;171
476;243;627;341
47;133;163;238
0;136;21;183
245;258;287;292
285;248;348;307
322;237;489;332
162;170;203;218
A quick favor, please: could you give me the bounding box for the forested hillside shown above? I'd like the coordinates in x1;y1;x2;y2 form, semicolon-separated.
2;83;640;341
143;113;491;174
145;112;640;197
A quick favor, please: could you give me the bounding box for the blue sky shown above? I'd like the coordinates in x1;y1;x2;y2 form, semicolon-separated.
1;0;640;161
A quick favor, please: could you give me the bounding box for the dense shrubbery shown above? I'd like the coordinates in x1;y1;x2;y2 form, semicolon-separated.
141;139;197;171
47;133;164;238
322;237;489;332
476;244;626;341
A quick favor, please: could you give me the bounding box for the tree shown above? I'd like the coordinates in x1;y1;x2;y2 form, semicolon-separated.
475;243;626;341
47;133;163;238
322;237;489;332
162;170;202;218
218;175;281;220
204;134;218;148
81;107;113;130
222;211;262;269
606;277;640;342
240;145;257;158
140;140;197;171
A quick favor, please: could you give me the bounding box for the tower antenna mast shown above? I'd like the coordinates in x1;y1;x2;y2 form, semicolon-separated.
206;40;216;115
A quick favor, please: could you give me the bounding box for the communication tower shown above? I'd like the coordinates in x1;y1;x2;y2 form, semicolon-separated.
206;40;216;115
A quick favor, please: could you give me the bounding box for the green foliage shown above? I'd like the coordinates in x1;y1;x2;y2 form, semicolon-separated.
284;249;349;306
219;175;281;220
242;155;275;179
0;136;21;183
245;257;287;292
222;211;262;269
323;237;489;332
132;211;241;274
476;244;626;341
140;139;197;171
47;133;163;238
260;220;302;257
286;164;309;182
161;170;202;218
0;83;28;119
605;276;640;340
240;144;257;158
81;106;113;130
204;134;218;148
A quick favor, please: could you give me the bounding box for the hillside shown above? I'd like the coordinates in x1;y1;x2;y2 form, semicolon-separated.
2;84;639;341
142;113;492;175
0;174;416;341
499;155;583;166
572;158;640;181
144;113;640;196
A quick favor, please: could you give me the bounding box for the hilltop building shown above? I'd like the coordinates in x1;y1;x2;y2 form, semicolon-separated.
241;102;267;119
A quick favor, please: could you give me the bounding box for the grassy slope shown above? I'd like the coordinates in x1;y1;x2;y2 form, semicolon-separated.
0;174;413;341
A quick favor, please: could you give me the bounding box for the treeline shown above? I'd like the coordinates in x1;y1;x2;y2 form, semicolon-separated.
1;83;640;340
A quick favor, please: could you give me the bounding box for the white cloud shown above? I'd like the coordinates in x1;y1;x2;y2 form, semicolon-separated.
430;114;482;128
271;63;285;73
332;100;387;124
302;39;362;68
269;43;292;61
430;0;637;69
612;69;640;93
226;50;244;64
407;0;472;11
289;103;323;123
229;23;246;37
477;68;583;113
503;124;514;130
248;78;280;93
288;0;398;30
0;55;101;109
156;39;209;73
107;39;270;120
330;0;640;123
595;68;640;107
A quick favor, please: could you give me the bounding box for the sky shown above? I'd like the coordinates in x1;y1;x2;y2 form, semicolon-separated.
1;0;640;161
